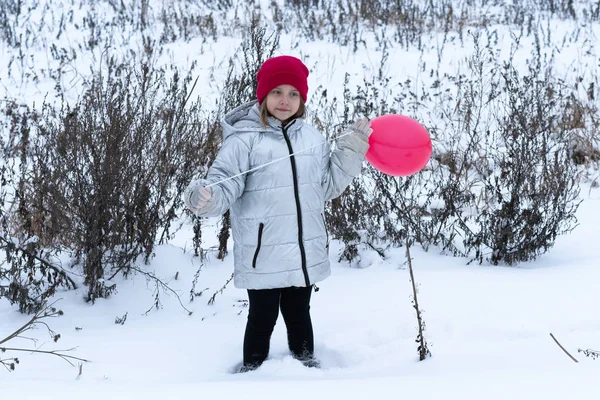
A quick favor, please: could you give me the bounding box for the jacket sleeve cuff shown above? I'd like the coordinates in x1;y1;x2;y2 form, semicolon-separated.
340;131;370;157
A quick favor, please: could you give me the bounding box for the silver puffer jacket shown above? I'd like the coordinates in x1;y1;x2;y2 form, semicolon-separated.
185;100;368;289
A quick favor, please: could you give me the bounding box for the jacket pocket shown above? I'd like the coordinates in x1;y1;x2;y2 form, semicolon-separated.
252;223;265;269
321;213;329;251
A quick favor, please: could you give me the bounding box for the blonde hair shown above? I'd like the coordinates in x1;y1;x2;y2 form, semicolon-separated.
259;98;306;127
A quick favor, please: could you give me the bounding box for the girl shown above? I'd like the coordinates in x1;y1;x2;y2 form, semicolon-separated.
184;55;372;372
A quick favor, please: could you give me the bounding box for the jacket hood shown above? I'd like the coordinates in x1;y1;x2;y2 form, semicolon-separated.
221;100;304;140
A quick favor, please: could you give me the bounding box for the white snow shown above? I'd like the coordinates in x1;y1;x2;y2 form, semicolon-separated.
1;1;600;398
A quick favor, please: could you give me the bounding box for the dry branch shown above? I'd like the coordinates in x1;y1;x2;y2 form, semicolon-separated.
0;301;89;371
406;237;431;361
550;333;579;363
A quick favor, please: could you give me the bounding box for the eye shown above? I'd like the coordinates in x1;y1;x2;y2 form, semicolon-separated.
290;92;299;97
272;89;281;95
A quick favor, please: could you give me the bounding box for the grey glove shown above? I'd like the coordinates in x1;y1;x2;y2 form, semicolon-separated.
350;118;373;143
184;182;214;213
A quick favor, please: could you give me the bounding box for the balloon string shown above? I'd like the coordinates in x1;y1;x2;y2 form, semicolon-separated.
205;131;355;188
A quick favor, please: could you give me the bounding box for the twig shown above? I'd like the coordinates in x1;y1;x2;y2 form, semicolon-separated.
0;347;89;366
0;300;62;346
139;75;200;191
190;255;206;302
0;300;90;371
173;76;199;134
406;237;431;361
577;348;600;360
208;273;234;305
550;333;579;363
143;290;162;316
126;265;193;316
366;241;387;259
0;357;19;371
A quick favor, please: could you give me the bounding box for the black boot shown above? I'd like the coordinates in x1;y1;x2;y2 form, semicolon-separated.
300;357;321;369
237;362;261;373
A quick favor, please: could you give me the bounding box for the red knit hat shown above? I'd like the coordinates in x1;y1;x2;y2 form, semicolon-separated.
256;56;309;104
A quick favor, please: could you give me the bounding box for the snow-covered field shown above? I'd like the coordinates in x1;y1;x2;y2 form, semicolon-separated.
1;191;599;398
1;1;599;398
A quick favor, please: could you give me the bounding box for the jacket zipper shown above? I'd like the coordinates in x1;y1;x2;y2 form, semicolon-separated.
252;223;265;269
321;213;329;251
282;121;310;287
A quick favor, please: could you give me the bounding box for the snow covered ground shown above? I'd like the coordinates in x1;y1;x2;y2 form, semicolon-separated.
2;1;600;398
1;188;598;398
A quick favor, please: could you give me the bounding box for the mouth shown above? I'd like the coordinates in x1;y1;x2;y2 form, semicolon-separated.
276;108;291;112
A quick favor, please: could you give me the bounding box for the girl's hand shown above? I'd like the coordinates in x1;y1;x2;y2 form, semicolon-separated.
193;186;213;209
350;118;373;142
184;183;214;212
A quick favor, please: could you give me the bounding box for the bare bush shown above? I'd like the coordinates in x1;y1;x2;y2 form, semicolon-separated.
2;57;215;306
0;0;21;46
277;0;593;52
421;32;583;265
310;29;585;266
158;2;220;44
1;101;77;314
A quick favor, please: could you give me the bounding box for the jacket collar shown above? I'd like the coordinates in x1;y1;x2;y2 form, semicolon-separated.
221;100;304;140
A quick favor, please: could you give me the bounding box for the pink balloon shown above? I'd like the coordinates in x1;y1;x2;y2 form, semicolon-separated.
366;114;432;176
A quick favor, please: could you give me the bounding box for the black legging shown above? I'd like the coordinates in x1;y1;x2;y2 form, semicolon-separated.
243;286;314;368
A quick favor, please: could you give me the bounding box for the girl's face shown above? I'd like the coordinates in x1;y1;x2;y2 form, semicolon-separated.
264;85;301;122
